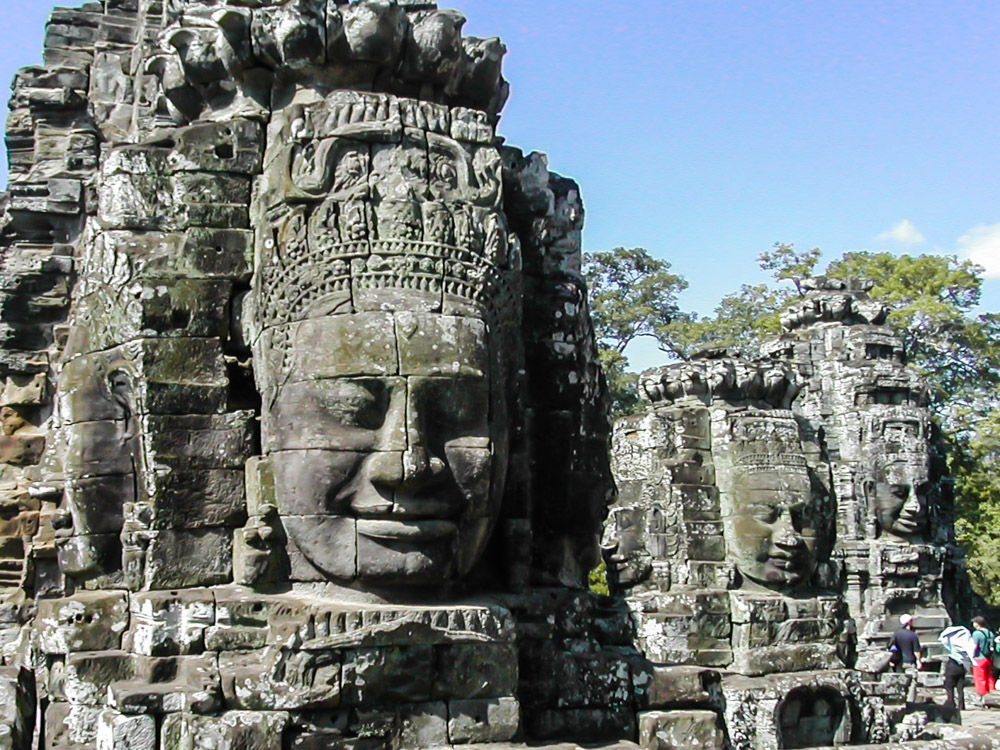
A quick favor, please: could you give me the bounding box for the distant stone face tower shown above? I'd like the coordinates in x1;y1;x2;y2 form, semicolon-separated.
0;1;627;747
606;279;960;749
762;278;955;660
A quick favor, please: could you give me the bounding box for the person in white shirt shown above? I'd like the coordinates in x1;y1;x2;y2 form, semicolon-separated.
940;625;979;710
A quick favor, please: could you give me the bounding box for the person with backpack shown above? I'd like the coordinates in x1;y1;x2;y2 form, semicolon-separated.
940;625;978;711
971;616;996;703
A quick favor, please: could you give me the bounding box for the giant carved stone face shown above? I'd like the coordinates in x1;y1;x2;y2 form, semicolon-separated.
866;417;932;542
719;412;823;590
262;312;508;586
871;461;929;541
252;92;514;590
726;468;819;589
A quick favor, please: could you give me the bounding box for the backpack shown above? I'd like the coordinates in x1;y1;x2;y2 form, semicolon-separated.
978;628;996;657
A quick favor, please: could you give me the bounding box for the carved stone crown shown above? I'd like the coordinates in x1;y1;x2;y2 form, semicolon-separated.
253;88;520;333
728;413;809;476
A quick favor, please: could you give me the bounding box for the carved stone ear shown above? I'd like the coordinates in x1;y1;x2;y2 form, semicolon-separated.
107;370;133;416
862;479;876;501
230;289;252;359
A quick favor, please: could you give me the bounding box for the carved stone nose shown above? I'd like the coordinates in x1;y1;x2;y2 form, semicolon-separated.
773;515;803;547
402;447;446;484
902;491;923;513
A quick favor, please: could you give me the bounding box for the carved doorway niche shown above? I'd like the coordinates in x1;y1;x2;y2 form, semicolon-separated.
777;686;851;748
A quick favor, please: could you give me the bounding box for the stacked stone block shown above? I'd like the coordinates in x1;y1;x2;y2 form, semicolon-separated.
35;590;527;748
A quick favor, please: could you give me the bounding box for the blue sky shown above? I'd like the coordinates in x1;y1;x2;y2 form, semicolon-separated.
3;0;999;370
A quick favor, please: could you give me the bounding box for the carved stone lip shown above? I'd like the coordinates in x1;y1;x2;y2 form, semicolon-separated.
388;496;461;518
893;516;924;533
765;553;810;572
356;518;457;541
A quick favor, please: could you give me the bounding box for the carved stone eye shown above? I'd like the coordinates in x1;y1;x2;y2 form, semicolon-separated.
745;504;779;524
890;484;910;500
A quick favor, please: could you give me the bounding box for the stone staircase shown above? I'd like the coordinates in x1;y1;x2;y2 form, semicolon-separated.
859;611;962;707
0;537;25;590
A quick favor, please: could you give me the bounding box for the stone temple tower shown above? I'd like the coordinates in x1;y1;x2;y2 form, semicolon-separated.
606;280;964;749
0;1;986;748
0;1;645;747
761;278;957;668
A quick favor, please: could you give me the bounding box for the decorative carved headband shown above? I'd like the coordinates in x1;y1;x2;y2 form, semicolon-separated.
725;412;810;475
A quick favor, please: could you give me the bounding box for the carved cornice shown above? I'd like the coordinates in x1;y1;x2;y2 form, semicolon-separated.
150;0;509;124
638;357;799;408
780;277;889;331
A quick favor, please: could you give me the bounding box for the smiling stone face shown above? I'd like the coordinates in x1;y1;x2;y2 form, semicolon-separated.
249;92;517;592
871;461;930;542
862;413;933;543
727;468;819;589
264;338;507;585
717;410;825;591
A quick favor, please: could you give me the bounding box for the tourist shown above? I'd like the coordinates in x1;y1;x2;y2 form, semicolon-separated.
940;625;979;711
971;616;997;704
888;614;923;702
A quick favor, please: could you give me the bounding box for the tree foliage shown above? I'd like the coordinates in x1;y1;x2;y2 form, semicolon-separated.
663;282;791;359
583;247;688;354
952;405;1000;603
583;248;688;417
758;242;823;293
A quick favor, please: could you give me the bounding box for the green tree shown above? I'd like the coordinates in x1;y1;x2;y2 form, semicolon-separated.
952;403;1000;604
584;247;689;355
824;251;1000;423
583;248;689;418
658;243;820;359
663;282;791;359
758;242;823;293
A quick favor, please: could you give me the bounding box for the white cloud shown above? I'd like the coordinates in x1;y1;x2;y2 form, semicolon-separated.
877;219;926;246
957;224;1000;279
